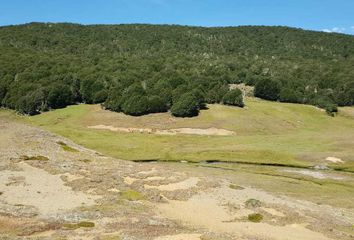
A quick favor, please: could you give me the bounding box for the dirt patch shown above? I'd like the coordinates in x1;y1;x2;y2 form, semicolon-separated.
0;215;57;236
325;157;344;163
154;234;202;240
0;162;98;217
124;176;139;185
283;169;344;180
145;177;200;191
88;125;235;136
157;185;333;240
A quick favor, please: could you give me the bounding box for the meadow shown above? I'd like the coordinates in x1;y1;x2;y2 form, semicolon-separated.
12;97;353;172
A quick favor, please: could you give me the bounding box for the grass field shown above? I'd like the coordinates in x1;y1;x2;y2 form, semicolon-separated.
3;98;354;171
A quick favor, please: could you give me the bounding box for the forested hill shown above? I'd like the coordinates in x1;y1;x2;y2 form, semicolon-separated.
1;23;354;116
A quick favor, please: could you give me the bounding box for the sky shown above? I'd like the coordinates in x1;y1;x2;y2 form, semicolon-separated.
0;0;354;35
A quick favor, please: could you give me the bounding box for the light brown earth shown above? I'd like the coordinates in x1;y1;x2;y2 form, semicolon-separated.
0;114;353;240
88;125;236;136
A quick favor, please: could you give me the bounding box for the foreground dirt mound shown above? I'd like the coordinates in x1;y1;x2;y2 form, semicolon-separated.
0;116;353;240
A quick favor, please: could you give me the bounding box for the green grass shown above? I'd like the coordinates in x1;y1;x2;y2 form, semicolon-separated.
18;98;354;171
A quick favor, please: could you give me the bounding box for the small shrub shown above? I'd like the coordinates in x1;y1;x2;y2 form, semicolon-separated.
245;199;262;208
248;213;263;223
222;89;244;107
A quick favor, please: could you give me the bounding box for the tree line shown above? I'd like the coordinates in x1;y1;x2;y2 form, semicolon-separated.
0;23;353;117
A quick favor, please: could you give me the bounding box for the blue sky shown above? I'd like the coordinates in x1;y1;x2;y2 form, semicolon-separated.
1;0;354;34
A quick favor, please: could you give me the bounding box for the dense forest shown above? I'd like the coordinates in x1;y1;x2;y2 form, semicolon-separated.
0;23;354;117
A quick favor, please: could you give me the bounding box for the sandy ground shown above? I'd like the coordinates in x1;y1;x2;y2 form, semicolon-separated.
0;163;97;217
325;157;344;163
0;116;353;239
88;125;236;136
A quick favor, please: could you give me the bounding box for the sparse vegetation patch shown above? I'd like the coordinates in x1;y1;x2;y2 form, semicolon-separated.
63;221;95;230
245;199;262;208
20;155;49;161
120;190;145;201
248;213;263;223
57;141;79;152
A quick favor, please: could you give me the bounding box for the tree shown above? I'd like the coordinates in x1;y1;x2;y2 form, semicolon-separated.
205;84;229;104
171;92;200;117
279;88;302;103
121;95;150;116
48;84;73;109
222;89;244;107
148;95;168;113
254;79;281;101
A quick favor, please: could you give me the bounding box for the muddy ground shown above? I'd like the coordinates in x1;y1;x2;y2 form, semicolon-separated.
0;116;353;240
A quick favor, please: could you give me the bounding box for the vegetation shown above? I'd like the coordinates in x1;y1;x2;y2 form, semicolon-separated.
245;199;262;208
63;221;95;230
20;155;49;161
248;213;263;223
120;190;145;201
23;99;354;172
57;141;79;152
222;89;244;107
0;23;354;117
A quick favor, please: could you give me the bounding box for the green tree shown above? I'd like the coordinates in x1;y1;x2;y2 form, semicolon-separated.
254;79;281;101
121;95;149;116
148;95;168;113
48;85;73;109
171;92;200;117
222;89;244;107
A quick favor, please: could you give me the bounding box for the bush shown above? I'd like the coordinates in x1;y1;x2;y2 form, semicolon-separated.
325;103;338;117
148;95;168;113
48;84;73;109
222;89;244;107
279;88;302;103
205;84;229;104
171;92;200;117
93;89;108;103
121;95;150;116
254;79;281;101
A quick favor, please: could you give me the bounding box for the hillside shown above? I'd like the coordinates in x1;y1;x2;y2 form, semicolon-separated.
1;23;354;116
1;108;353;239
17;98;354;172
